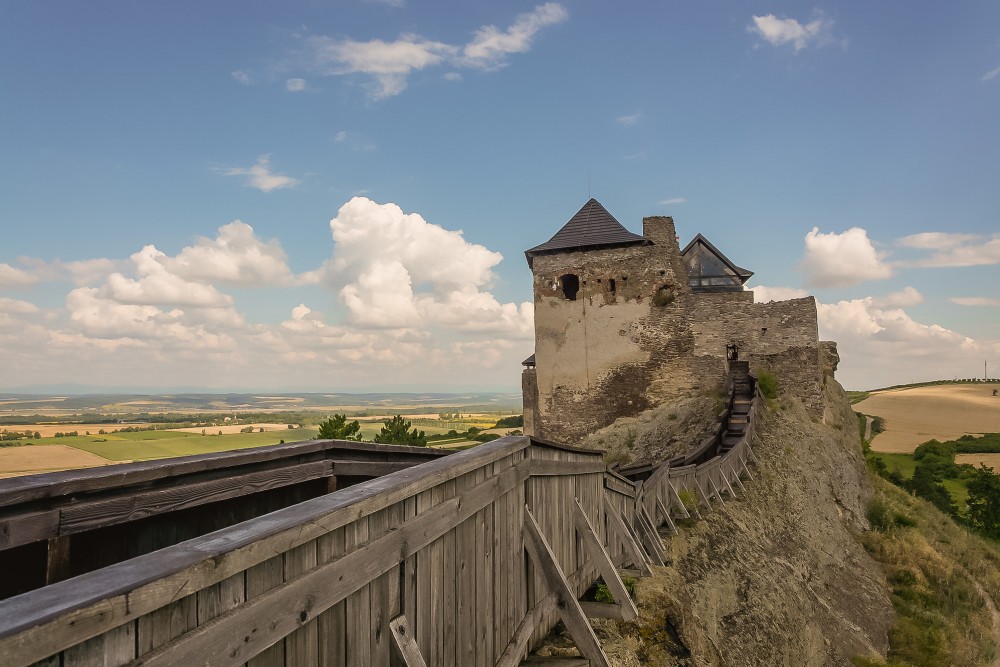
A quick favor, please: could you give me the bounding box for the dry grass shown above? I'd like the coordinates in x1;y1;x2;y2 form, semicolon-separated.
0;445;116;478
856;385;1000;453
168;422;295;434
1;423;134;437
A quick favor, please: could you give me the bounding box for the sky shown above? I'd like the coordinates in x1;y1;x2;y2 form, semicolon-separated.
1;1;998;393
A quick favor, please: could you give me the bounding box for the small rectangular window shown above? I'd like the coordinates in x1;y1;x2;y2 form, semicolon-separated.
608;278;616;293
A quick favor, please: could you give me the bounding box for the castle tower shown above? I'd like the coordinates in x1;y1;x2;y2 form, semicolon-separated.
522;199;694;442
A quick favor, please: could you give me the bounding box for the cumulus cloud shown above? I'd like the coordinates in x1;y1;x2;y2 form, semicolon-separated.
220;155;300;192
749;285;809;303
164;221;296;287
102;246;234;308
289;4;566;99
952;297;1000;307
800;226;893;288
324;197;533;336
896;232;1000;268
0;262;38;287
817;295;996;388
285;78;306;92
748;12;835;51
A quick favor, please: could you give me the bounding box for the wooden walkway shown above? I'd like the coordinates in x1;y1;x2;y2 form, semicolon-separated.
0;381;764;666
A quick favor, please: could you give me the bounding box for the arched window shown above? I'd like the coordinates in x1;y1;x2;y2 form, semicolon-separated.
560;274;580;301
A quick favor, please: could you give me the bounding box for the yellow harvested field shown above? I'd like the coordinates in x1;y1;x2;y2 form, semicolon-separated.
0;445;116;478
956;454;1000;470
169;422;297;434
857;384;1000;453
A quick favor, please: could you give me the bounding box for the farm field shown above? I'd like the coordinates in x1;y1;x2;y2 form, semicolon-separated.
956;453;1000;471
0;445;114;478
855;383;1000;453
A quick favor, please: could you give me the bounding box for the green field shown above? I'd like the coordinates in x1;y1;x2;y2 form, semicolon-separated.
34;430;313;462
871;452;970;512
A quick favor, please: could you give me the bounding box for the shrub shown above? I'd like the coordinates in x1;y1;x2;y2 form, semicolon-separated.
757;370;779;399
868;497;893;532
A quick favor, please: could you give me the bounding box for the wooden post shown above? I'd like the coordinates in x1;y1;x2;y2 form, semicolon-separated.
572;499;638;621
522;506;612;667
602;495;651;576
45;535;72;585
390;615;427;667
655;497;679;536
669;483;691;520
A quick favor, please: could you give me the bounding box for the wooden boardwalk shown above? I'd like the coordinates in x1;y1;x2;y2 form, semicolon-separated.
0;381;764;666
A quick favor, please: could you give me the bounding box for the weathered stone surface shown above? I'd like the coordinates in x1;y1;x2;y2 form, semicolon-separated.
524;212;829;441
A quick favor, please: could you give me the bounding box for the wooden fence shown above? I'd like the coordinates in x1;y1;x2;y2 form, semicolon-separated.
0;383;764;666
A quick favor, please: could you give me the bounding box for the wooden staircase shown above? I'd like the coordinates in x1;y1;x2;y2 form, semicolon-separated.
721;361;754;453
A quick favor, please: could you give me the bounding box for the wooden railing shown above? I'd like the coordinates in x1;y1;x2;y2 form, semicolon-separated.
0;382;765;667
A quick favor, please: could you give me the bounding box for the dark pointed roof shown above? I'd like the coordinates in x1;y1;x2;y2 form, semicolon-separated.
524;198;650;267
680;233;754;282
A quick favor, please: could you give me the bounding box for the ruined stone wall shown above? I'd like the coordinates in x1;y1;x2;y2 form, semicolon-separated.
688;294;824;416
530;217;695;442
521;368;538;437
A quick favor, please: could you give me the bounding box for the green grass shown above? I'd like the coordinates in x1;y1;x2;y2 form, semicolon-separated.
871;452;971;513
847;391;872;405
62;430;312;461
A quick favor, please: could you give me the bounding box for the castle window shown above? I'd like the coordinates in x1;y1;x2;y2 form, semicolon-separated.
608;278;616;294
559;274;580;301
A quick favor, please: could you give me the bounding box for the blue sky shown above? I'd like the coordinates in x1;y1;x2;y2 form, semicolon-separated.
1;1;998;392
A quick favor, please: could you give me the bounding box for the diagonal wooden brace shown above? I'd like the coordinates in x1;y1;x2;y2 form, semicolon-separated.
573;499;639;622
602;495;651;577
389;614;427;667
523;505;612;667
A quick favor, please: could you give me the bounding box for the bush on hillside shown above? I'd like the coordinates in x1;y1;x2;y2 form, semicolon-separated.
757;370;779;400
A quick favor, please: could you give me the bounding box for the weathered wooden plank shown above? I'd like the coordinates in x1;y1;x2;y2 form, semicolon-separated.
572;499;637;622
62;621;135;667
389;614;427;667
455;472;476;666
124;460;529;667
0;437;530;664
0;509;60;551
332;461;419;477
578;600;624;619
316;526;346;667
529;460;607;476
495;596;555;667
655;496;679;536
602;495;651;577
245;555;285;667
442;478;457;667
45;535;72;585
634;506;666;567
475;463;492;667
369;508;392;666
0;439;447;509
58;461;333;535
137;592;196;657
196;572;245;624
283;540;318;666
414;489;433;662
346;516;372;667
522;506;611;667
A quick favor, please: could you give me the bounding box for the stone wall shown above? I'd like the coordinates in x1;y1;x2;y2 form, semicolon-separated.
525;214;829;441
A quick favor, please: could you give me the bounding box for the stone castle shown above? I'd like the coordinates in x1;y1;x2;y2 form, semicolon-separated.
521;198;836;442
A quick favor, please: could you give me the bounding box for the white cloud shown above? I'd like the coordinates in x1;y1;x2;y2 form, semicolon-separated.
103;246;234;308
983;65;1000;82
658;197;686;205
324;197;533;336
306;33;457;99
289;4;566;99
800;227;893;287
0;262;38;287
896;233;1000;268
896;231;978;250
616;112;641;127
748;12;834;51
334;131;348;142
164;221;296;287
749;285;809;303
952;297;1000;307
460;3;569;69
817;295;995;388
285;78;306;92
871;286;923;308
221;155;300;192
231;70;251;85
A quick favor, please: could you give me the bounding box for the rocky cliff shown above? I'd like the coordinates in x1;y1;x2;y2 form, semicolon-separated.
594;378;896;665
